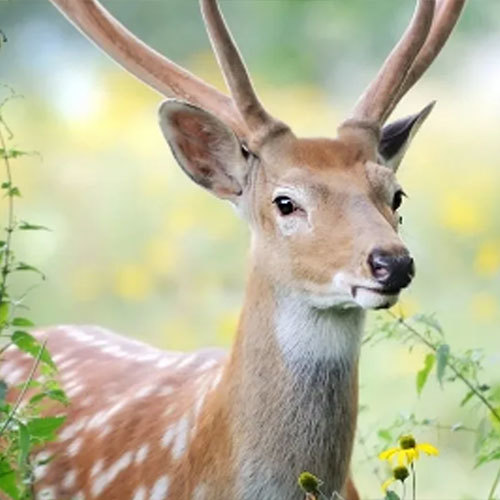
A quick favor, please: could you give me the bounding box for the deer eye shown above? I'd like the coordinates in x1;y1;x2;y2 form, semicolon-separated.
392;189;406;211
273;196;297;216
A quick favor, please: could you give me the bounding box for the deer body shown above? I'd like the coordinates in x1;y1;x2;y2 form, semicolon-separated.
3;262;362;499
2;1;466;499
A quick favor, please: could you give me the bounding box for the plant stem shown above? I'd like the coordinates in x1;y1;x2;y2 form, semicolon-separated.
0;122;15;307
0;339;46;437
488;466;500;500
387;311;500;423
411;462;416;500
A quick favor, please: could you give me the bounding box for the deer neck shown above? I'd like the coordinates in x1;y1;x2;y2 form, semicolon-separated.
225;264;365;498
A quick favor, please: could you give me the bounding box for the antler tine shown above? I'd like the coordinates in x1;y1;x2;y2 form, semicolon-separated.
385;0;466;119
200;0;279;138
345;0;436;133
49;0;249;138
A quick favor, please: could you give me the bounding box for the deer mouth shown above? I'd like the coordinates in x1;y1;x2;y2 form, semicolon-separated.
350;285;400;310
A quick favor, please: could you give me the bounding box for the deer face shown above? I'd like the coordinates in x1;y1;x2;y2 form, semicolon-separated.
159;100;432;310
52;0;464;310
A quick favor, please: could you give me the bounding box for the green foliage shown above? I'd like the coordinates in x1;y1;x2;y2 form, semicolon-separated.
0;48;67;499
359;311;500;498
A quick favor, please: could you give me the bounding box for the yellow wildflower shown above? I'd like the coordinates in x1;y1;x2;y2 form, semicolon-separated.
379;434;439;465
382;465;409;492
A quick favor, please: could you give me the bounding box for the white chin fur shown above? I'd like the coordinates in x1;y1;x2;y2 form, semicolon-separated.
353;288;399;309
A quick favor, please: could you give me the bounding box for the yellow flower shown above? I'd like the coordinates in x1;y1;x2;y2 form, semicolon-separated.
379;434;439;466
382;465;409;492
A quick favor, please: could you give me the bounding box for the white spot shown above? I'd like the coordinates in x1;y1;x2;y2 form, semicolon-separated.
33;451;51;481
177;355;196;369
57;358;77;370
132;485;146;500
90;459;104;477
87;401;125;430
66;328;94;343
62;469;77;489
135;385;155;399
67;437;83;457
92;451;133;496
66;383;85;398
150;475;170;500
61;370;78;382
136;353;160;362
172;416;189;460
161;425;176;448
73;492;85;500
81;396;94;407
192;483;208;500
160;386;174;396
36;486;56;500
91;339;109;347
99;424;112;438
135;444;149;465
197;359;217;372
59;418;87;441
5;367;24;385
193;379;211;418
156;357;178;369
211;370;223;391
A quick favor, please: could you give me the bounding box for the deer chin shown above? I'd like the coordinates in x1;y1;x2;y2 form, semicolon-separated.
351;286;400;310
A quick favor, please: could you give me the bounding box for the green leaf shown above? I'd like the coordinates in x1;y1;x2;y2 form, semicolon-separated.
436;344;450;386
0;301;8;325
0;182;10;189
27;416;66;442
0;380;6;403
475;448;500;468
377;429;392;443
475;418;491;453
11;331;55;369
385;492;401;500
15;262;45;279
413;314;443;334
0;148;29;160
460;390;475;407
11;317;34;327
18;422;30;467
8;186;21;197
18;221;50;231
29;389;68;406
0;460;20;500
416;353;435;396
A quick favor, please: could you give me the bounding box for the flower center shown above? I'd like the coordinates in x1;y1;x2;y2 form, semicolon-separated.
394;466;410;482
399;434;416;449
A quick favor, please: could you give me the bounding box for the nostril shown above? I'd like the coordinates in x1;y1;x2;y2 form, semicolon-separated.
368;249;415;290
368;250;393;283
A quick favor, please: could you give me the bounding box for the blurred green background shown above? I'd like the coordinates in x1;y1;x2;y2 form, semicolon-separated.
1;0;499;498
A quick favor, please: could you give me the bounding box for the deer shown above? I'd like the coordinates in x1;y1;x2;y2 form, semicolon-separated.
1;0;466;499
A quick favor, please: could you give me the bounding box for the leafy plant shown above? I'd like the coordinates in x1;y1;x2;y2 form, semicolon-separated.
0;43;67;500
359;310;500;499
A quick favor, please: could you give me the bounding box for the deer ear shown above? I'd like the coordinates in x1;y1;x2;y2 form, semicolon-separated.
158;100;248;201
378;101;435;172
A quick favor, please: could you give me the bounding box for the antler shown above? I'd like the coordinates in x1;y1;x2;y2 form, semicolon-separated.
48;0;279;141
200;0;278;135
386;0;466;119
345;0;436;131
343;0;466;136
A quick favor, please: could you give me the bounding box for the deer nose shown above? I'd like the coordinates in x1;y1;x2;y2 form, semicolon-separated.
368;248;415;291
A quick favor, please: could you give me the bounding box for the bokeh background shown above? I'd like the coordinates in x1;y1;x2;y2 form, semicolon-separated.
1;1;499;498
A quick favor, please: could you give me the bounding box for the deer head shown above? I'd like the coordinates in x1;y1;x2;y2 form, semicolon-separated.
51;0;465;310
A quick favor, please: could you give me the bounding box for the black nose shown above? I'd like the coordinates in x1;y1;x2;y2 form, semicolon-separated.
368;248;415;292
